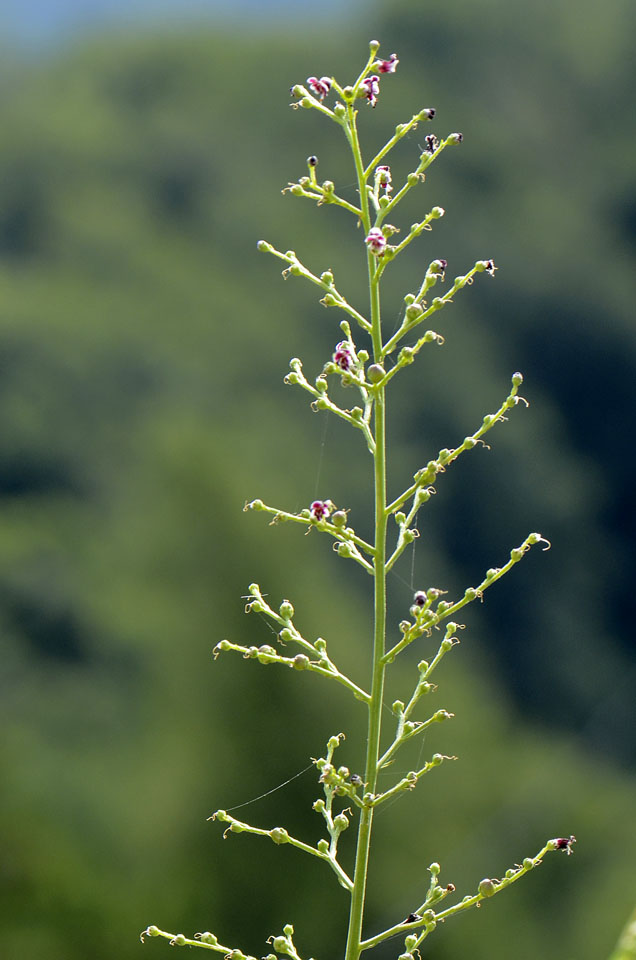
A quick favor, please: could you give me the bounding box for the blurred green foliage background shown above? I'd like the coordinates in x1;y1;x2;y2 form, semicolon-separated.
1;2;635;959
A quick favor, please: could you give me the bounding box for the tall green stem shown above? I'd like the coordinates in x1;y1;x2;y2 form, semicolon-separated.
343;102;388;960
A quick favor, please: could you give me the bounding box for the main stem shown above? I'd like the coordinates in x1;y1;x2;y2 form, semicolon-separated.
343;104;388;960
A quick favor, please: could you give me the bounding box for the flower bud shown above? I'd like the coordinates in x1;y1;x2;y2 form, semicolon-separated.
448;132;463;144
334;103;346;118
331;510;347;527
404;935;417;950
512;371;523;386
198;933;217;945
419;107;436;120
279;600;294;620
257;239;273;252
283;924;294;938
367;363;385;383
172;934;187;946
272;937;288;953
145;926;160;937
334;813;349;831
405;302;423;321
270;827;289;844
431;206;445;218
392;699;405;714
479;878;496;897
317;838;329;853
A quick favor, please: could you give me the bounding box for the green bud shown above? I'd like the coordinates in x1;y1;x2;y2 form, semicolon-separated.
272;937;288;953
482;414;494;426
351;407;363;420
300;98;312;109
332;510;347;527
284;372;300;385
248;499;264;511
257;240;273;253
313;798;325;812
404;293;416;305
367;363;385;383
292;654;310;670
337;542;353;558
398;347;414;364
315;376;328;393
464;587;478;601
279;627;293;642
198;933;217;945
418;660;429;673
290;184;303;196
431;754;443;765
257;645;277;662
316;397;329;410
369;39;380;52
512;371;524;386
379;195;390;208
422;909;436;922
279;600;294;620
322;293;337;306
322;180;335;193
407;172;419;186
146;926;160;937
230;821;244;833
395;512;406;524
334;103;346;118
523;857;534;869
405;303;423;321
440;638;454;651
290;85;305;98
431;205;445;218
173;934;187;946
334;813;349;831
404;935;417;950
510;547;524;562
315;637;327;653
283;924;294;938
398;954;413;960
270;827;289;844
216;639;231;651
321;270;334;284
486;568;499;579
428;862;441;876
317;838;329;853
399;620;411;633
392;700;405;715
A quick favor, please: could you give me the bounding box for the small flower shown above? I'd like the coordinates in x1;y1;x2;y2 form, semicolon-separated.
375;53;399;74
360;75;380;107
333;341;354;371
423;134;439;154
307;76;332;100
448;132;464;144
365;227;386;256
484;259;496;276
307;155;318;167
413;590;427;606
552;835;576;855
310;500;331;521
375;164;392;193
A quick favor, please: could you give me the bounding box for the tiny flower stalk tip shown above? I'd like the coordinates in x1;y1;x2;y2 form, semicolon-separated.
146;43;573;960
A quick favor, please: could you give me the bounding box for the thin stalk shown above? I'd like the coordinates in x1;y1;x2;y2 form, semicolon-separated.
343;100;388;960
